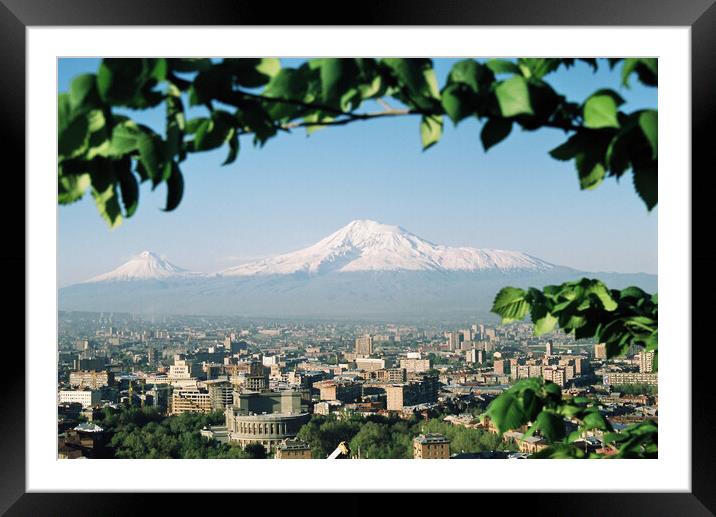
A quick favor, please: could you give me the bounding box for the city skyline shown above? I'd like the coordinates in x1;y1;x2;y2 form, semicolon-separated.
58;58;658;286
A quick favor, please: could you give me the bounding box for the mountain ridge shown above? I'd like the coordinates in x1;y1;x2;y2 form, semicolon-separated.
60;220;656;319
81;220;558;283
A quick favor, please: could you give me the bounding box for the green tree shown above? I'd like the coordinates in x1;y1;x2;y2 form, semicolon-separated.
243;443;268;459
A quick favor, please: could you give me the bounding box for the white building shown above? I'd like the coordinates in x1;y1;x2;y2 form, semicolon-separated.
400;358;431;373
58;390;102;408
355;357;385;372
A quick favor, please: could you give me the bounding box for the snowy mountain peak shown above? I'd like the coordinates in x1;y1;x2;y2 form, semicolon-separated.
220;220;554;277
85;251;194;283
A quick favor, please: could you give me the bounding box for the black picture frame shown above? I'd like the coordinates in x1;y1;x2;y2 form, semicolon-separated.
3;0;714;514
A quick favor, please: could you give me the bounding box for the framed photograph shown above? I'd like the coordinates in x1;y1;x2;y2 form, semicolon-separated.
6;0;715;513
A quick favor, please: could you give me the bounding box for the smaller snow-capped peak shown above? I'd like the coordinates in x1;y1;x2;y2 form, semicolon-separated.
84;251;196;283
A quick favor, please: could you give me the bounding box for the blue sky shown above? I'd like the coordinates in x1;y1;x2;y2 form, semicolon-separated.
58;58;657;286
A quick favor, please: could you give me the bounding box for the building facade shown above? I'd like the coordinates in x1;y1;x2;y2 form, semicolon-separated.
275;437;312;459
69;370;113;390
170;387;212;415
413;433;450;459
603;372;658;386
400;358;431;373
354;334;373;356
225;411;310;450
58;390;102;408
385;377;439;411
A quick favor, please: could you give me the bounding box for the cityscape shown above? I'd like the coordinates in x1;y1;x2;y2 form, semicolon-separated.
57;311;657;459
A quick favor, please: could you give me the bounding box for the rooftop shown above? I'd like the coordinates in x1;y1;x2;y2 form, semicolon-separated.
414;433;450;444
74;422;104;433
278;438;311;451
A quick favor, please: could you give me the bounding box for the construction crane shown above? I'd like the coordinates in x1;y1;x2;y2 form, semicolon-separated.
327;441;351;459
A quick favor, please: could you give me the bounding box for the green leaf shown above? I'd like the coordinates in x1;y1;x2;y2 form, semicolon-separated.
581;410;610;432
590;89;626;107
107;120;142;157
192;112;234;152
480;118;512;151
633;165;657;211
583;94;620;129
441;84;472;124
639;110;658;159
137;131;164;185
605;131;631;178
532;411;566;442
621;58;639;88
622;58;658;88
486;393;526;433
486;59;521;75
517;58;562;80
224;58;281;88
58;114;89;159
69;74;101;113
89;163;123;229
492;287;530;323
319;58;358;108
576;156;606;190
381;58;439;111
549;134;583;161
620;286;647;299
58;172;91;204
223;130;240;165
256;58;281;79
584;279;618;311
447;59;492;93
117;166;139;217
163;162;184;212
262;68;310;121
533;312;558;336
495;76;533;117
168;58;212;73
420;115;442;151
97;59;164;109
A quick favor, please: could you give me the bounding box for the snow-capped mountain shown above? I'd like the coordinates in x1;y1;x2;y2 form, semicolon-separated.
84;251;197;283
219;220;554;276
61;222;656;320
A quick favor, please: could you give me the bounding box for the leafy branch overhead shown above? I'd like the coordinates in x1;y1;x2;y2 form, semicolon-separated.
57;57;658;227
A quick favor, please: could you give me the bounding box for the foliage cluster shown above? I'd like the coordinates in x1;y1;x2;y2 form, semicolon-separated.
296;413;514;459
487;279;658;458
96;406;257;459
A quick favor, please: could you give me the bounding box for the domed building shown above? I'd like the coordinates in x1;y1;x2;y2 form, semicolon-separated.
224;389;309;451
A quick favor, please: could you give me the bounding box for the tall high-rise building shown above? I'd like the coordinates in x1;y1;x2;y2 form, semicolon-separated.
355;334;373;356
594;343;607;360
493;359;510;375
465;349;484;364
447;332;463;352
545;342;553;357
147;348;159;367
207;380;234;410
